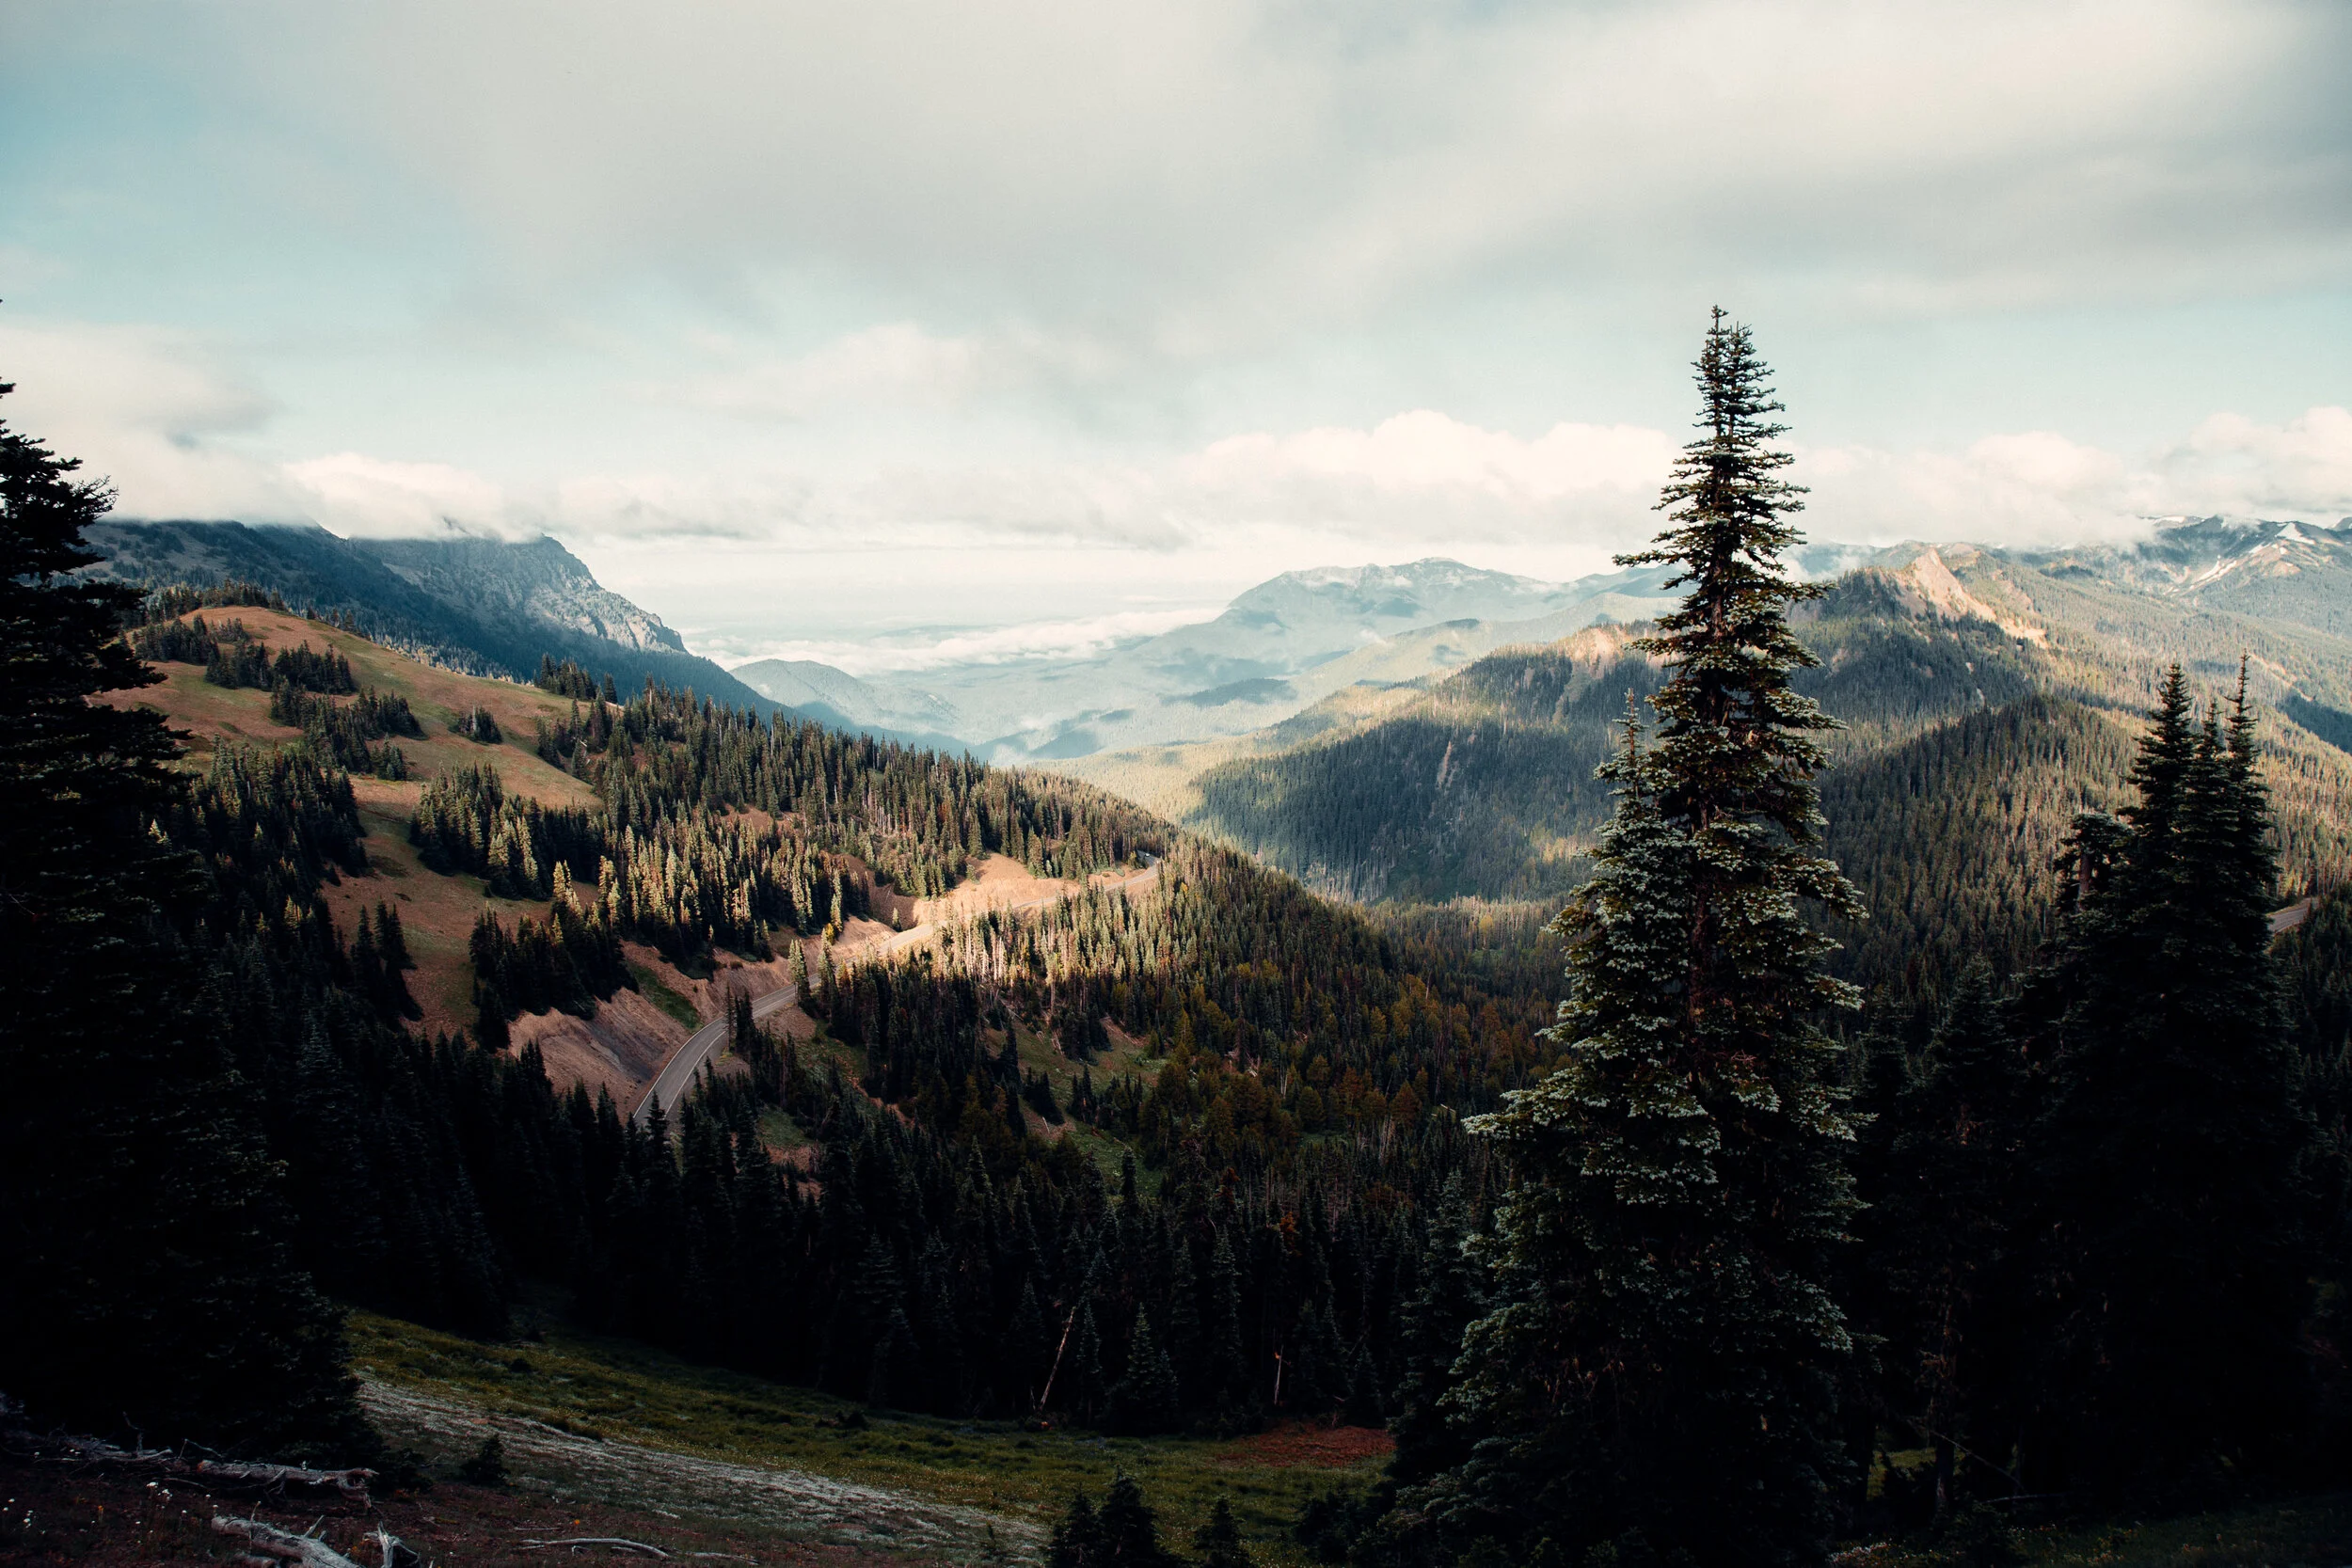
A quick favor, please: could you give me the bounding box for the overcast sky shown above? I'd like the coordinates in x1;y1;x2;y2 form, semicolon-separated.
3;0;2348;662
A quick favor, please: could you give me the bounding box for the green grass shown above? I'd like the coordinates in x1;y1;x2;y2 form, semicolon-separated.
755;1106;809;1151
348;1310;1383;1564
1849;1495;2352;1566
628;962;702;1029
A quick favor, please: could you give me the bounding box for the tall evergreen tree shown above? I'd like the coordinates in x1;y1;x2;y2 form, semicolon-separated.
0;380;366;1455
1048;1491;1108;1568
2015;663;2313;1495
1875;961;2029;1516
1414;315;1863;1566
1106;1307;1183;1433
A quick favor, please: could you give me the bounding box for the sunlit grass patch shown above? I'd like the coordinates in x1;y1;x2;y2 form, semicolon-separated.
628;962;702;1029
347;1308;1381;1563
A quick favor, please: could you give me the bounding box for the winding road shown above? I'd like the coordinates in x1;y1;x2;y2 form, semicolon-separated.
631;859;1160;1127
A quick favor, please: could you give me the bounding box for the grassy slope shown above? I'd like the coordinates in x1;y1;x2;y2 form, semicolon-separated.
103;608;604;1038
350;1309;1387;1566
99;615;1391;1559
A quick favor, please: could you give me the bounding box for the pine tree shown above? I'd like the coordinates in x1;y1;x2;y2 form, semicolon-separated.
2016;664;2313;1495
1011;1275;1054;1405
0;380;368;1456
1048;1491;1107;1568
1876;961;2029;1516
1106;1307;1182;1433
1424;316;1863;1566
1206;1229;1248;1409
1192;1497;1255;1568
1386;1176;1487;1490
1062;1297;1105;1421
1096;1474;1174;1568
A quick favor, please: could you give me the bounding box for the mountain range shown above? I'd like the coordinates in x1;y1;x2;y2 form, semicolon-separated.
80;519;780;714
1059;517;2352;996
735;558;1687;760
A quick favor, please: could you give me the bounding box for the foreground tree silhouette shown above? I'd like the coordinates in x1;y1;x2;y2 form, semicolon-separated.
0;377;365;1454
1405;313;1863;1565
1046;1477;1174;1568
1872;961;2032;1517
2015;664;2313;1495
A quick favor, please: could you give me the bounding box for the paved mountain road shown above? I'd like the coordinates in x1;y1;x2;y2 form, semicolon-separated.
631;861;1160;1127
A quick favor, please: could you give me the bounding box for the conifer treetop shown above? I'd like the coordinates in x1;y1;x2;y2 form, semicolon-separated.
1620;312;1849;855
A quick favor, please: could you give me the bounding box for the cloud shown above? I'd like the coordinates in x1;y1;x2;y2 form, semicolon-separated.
130;0;2344;343
282;452;537;539
672;324;993;420
11;312;2345;575
0;320;301;520
723;608;1220;678
548;405;2352;569
1800;408;2352;546
2158;406;2352;517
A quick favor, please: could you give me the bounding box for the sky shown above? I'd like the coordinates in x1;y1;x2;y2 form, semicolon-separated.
2;0;2348;668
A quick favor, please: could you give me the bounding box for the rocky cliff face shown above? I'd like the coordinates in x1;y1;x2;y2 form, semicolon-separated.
357;535;688;654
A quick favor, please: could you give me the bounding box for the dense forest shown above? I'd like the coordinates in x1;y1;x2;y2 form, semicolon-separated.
1188;561;2352;1022
7;317;2351;1568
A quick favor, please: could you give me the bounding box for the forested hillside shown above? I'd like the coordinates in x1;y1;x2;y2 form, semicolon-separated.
81;517;783;714
1181;547;2352;1006
13;471;1570;1458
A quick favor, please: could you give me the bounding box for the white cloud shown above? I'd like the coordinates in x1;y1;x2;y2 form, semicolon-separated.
1196;413;1675;500
160;0;2348;340
724;608;1219;678
673;324;993;420
282;452;535;539
0;320;301;520
2158;406;2352;517
12;311;2346;595
1800;407;2352;547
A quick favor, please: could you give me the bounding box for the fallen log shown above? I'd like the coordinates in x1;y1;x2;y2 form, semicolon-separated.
198;1457;377;1501
519;1537;672;1558
1;1428;373;1501
213;1513;367;1568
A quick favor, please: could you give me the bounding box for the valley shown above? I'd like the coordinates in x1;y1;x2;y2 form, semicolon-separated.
17;13;2350;1561
22;467;2352;1566
1055;528;2352;1004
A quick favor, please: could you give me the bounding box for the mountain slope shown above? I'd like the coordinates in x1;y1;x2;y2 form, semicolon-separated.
2023;515;2352;641
729;657;970;750
734;557;1683;762
84;519;780;714
1150;545;2352;998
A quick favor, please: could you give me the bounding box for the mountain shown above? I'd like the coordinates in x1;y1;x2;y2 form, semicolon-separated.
1129;558;1673;688
2024;515;2352;639
1075;535;2352;1001
81;519;780;714
729;557;1683;761
729;657;970;751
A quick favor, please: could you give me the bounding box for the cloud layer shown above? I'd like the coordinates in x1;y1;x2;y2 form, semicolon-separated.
10;317;2346;577
202;0;2349;341
5;1;2346;641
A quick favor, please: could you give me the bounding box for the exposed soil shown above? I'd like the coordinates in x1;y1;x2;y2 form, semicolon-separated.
1213;1419;1393;1470
512;988;694;1111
